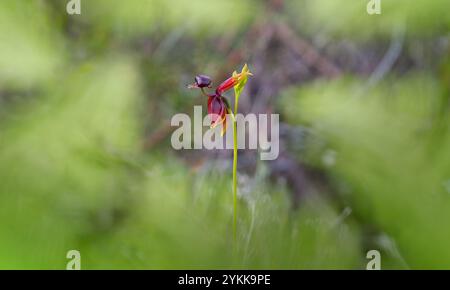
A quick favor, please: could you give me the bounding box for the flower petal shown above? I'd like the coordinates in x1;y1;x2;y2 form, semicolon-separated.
208;95;226;127
215;64;252;96
216;77;236;95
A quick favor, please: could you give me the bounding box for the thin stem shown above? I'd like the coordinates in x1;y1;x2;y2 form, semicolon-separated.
200;87;209;98
232;98;239;243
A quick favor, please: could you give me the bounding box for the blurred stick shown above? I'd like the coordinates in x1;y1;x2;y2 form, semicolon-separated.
276;22;341;78
142;121;173;149
368;26;405;87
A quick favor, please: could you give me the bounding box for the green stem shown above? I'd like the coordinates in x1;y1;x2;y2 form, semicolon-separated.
200;88;209;98
232;99;239;243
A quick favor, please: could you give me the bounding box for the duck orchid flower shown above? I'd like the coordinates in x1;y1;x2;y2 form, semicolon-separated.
188;64;252;136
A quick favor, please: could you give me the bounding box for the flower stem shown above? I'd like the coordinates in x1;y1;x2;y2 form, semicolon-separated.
232;99;239;243
200;88;209;98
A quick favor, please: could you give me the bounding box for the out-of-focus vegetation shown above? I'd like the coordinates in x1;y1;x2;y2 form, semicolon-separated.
280;74;450;267
290;0;450;39
0;0;448;269
83;0;259;37
0;1;65;88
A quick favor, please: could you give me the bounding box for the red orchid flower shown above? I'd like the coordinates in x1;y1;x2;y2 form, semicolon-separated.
189;64;252;135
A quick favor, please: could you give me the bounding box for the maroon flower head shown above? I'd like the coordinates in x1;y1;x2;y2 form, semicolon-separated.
188;65;252;135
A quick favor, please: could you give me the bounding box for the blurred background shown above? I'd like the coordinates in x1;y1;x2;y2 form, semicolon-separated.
0;0;449;269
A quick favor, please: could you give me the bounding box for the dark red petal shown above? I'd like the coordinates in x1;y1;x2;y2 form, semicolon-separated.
216;77;236;95
208;96;226;126
207;95;213;114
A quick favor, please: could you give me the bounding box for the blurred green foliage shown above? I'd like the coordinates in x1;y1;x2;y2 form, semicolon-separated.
280;74;450;268
0;0;448;269
0;1;65;88
290;0;450;39
0;58;142;268
49;0;260;39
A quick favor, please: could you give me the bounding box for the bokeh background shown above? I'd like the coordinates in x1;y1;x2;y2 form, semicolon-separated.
0;0;449;269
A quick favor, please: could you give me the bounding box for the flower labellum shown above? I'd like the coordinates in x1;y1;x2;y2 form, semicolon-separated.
188;74;212;89
195;75;212;88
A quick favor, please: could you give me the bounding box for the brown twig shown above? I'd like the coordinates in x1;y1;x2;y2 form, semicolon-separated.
276;22;341;78
142;121;174;150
